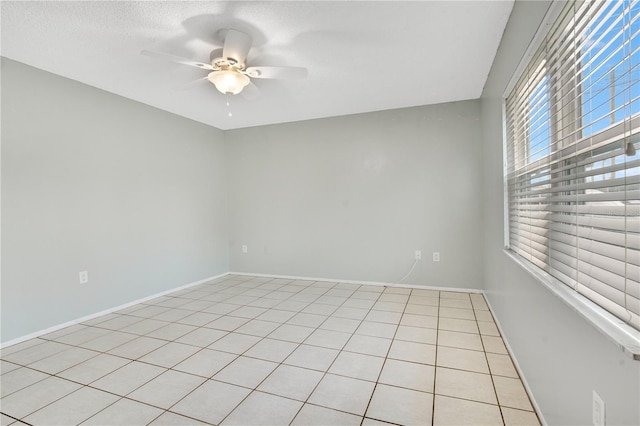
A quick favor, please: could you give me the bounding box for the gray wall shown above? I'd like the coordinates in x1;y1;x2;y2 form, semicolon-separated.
225;101;484;289
1;58;229;343
480;2;640;425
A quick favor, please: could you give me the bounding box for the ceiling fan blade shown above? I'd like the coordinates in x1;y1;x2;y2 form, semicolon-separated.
246;66;308;80
173;77;210;91
221;29;252;66
141;50;213;71
241;82;260;100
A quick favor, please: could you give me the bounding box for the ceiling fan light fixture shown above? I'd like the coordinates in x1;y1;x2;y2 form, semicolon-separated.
207;70;250;95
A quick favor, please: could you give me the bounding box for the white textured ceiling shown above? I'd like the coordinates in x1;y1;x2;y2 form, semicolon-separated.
1;1;513;130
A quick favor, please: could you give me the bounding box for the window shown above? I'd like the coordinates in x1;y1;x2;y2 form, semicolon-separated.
505;0;640;331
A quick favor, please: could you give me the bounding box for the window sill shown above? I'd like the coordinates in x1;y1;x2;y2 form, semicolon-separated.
504;250;640;361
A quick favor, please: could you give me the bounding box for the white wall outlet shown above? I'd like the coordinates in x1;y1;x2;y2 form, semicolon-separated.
414;250;422;260
433;252;441;262
79;271;89;284
593;390;605;426
242;245;248;254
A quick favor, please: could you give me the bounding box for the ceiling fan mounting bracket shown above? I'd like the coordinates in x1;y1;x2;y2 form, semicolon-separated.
211;56;245;72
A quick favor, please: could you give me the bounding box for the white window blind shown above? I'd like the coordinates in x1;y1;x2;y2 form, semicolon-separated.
505;0;640;331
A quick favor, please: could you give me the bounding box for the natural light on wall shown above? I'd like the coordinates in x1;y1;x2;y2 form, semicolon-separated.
504;0;640;331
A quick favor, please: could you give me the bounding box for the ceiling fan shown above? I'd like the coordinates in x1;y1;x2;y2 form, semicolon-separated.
141;28;308;98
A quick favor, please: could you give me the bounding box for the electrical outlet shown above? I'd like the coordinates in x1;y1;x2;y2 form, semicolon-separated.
593;390;605;426
79;271;89;284
433;252;440;262
414;250;422;260
242;245;248;254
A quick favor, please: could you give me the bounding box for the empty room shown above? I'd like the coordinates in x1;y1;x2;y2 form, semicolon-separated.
1;1;639;425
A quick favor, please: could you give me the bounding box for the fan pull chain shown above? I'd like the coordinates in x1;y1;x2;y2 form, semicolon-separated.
226;96;233;117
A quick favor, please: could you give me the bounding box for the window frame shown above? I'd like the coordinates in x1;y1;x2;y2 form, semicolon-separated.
502;0;640;360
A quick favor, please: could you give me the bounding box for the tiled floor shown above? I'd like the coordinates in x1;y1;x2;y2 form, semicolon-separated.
0;275;540;425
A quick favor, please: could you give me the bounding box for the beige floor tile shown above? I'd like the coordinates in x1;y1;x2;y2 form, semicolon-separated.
408;295;440;306
0;376;81;418
372;301;406;312
23;386;119;425
203;303;241;315
366;383;433;425
438;317;479;334
258;364;324;401
79;332;138;353
332;306;370;320
228;306;268;319
474;310;495;322
329;351;385;382
355;321;398;339
207;333;261;354
379;293;409;303
302;303;339;316
91;361;165;396
481;335;508;354
3;340;70;366
0;360;20;375
268;324;315;343
400;313;438;328
255;309;297;324
304;329;352;350
439;307;477;320
308;374;375;416
493;376;533;411
287;313;327;328
435;367;497;405
320;317;362;333
56;353;129;385
213;356;278;389
291;403;362;426
470;295;490;311
439;298;473;309
107;336;167;360
433;394;502;425
438;329;484;351
362;418;392;425
405;304;440;316
486;352;518;378
388;340;436;365
205;315;250;331
502;407;540;425
342;298;376;310
128;370;205;409
378;358;435;392
0;367;50;398
235;319;281;337
120;318;167;335
175;327;228;347
364;310;402;325
411;289;439;298
29;346;98;375
138;342;200;368
440;291;471;300
243;338;299;362
221;391;303;425
395;325;437;344
173;348;237;377
436;346;489;373
478;321;501;336
145;323;197;341
344;335;392;357
170;379;251;424
95;315;144;331
81;397;163;425
284;344;339;372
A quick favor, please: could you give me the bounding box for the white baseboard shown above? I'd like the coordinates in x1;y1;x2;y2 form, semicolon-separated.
229;271;482;293
0;272;229;349
482;291;546;426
